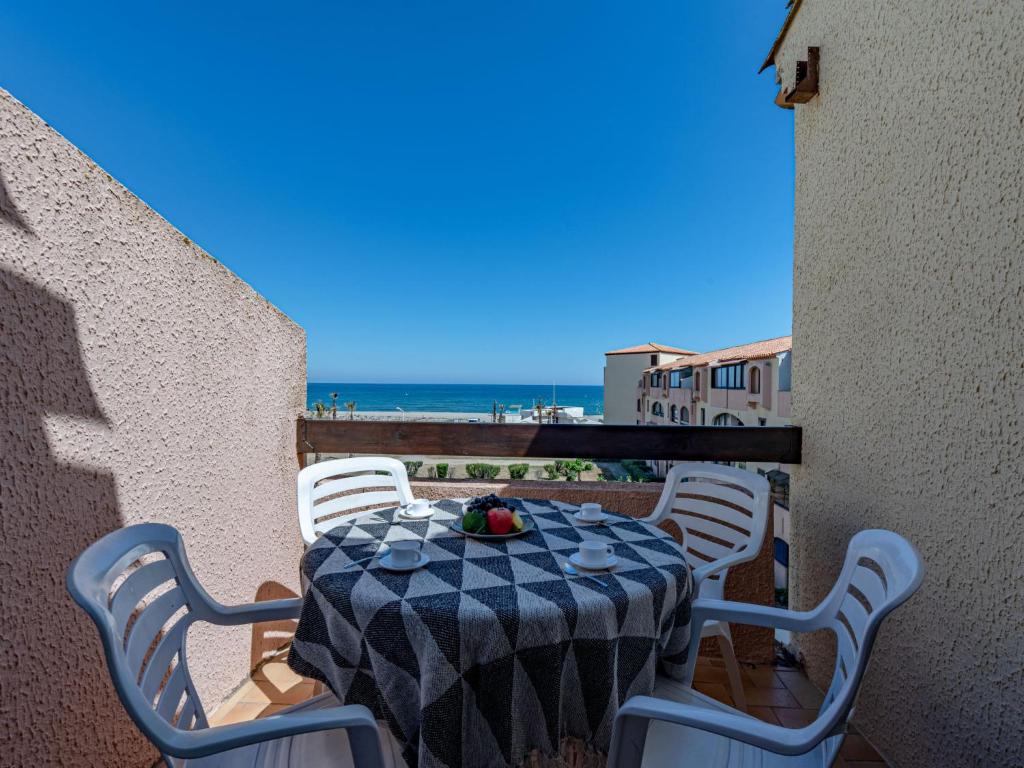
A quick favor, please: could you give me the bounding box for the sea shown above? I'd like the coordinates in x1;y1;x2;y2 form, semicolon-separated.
307;382;604;415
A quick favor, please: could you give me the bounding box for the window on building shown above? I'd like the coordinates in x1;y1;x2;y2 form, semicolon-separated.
651;402;664;417
680;406;690;424
700;407;706;425
778;351;792;392
680;367;693;388
650;354;658;366
670;404;678;422
695;371;701;391
758;417;767;426
669;370;681;388
711;363;746;390
749;365;761;394
713;413;745;426
637;399;641;412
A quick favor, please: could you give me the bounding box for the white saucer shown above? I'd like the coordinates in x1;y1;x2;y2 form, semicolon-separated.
569;553;618;571
573;511;608;524
378;552;430;572
398;505;435;520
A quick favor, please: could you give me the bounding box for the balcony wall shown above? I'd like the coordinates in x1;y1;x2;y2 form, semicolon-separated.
778;2;1024;765
411;479;775;663
0;89;306;767
777;391;791;418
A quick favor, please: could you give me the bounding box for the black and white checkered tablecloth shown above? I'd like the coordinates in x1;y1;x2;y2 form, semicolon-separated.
288;498;692;768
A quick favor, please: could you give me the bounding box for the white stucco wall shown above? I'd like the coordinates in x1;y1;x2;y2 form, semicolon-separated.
1;88;307;767
775;2;1024;765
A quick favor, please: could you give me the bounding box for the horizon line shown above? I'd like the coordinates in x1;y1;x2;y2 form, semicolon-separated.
307;380;604;387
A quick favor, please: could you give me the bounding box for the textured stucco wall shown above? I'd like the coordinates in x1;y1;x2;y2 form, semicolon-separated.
775;2;1024;766
0;88;307;767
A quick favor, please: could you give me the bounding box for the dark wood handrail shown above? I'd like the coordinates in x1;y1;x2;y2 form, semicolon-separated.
296;418;801;466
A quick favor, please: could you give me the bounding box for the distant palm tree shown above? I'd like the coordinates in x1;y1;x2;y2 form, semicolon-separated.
313;401;327;418
329;392;339;420
345;401;357;420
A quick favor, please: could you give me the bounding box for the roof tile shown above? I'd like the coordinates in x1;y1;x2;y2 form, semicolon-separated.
647;335;792;371
605;343;698;356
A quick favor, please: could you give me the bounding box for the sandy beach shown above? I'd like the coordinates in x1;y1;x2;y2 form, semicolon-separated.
308;410;495;423
306;410;604;424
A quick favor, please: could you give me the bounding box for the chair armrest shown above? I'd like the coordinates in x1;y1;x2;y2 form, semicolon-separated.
690;550;756;596
206;597;304;626
677;598;824;685
160;703;383;761
690;598;821;633
609;695;823;766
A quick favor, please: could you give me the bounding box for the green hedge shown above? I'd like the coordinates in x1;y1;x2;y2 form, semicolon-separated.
508;463;530;480
620;459;655;482
555;459;593;481
466;463;501;480
434;463;449;479
403;460;423;477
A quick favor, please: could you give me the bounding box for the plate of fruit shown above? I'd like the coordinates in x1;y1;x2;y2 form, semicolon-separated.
452;495;534;539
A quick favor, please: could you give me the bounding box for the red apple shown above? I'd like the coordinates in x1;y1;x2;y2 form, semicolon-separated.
487;507;514;535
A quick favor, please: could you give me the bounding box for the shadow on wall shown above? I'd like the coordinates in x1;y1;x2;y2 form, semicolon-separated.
0;264;152;765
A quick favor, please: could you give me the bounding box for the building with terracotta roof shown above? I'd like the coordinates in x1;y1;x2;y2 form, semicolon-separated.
602;343;696;424
635;335;793;476
605;342;697;356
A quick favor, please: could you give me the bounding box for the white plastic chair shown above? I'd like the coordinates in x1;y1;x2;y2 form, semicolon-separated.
297;457;414;547
644;463;771;711
608;529;924;768
67;523;387;768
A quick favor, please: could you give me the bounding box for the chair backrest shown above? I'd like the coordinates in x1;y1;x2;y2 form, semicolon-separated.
649;462;771;598
67;524;221;759
811;530;924;760
297;457;414;546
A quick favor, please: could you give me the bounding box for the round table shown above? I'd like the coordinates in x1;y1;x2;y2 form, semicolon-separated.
288;498;692;768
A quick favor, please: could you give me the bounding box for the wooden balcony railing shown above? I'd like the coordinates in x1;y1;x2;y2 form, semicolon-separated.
296;418;802;467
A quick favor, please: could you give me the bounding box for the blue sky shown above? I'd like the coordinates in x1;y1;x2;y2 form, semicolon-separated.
2;2;793;385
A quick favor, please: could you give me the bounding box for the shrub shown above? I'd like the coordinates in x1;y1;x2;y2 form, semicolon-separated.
621;459;655;482
508;463;530;480
466;463;501;480
542;464;560;480
599;466;625;482
403;460;423;477
549;458;594;481
562;458;593;481
435;463;449;479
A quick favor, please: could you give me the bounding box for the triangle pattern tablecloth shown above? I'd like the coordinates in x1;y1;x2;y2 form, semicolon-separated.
288;498;692;768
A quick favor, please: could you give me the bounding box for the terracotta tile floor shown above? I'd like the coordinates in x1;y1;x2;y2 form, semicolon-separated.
210;651;888;766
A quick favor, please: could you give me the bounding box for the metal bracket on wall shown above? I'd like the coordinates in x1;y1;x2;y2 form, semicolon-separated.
782;46;820;105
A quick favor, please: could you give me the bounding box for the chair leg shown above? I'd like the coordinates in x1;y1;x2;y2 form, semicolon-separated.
717;629;747;712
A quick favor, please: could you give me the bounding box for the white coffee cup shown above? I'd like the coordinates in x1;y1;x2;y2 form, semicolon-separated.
578;540;614;567
407;499;432;517
579;503;603;521
390;540;422;566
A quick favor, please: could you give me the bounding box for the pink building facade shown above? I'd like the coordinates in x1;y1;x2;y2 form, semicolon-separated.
634;336;793;478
